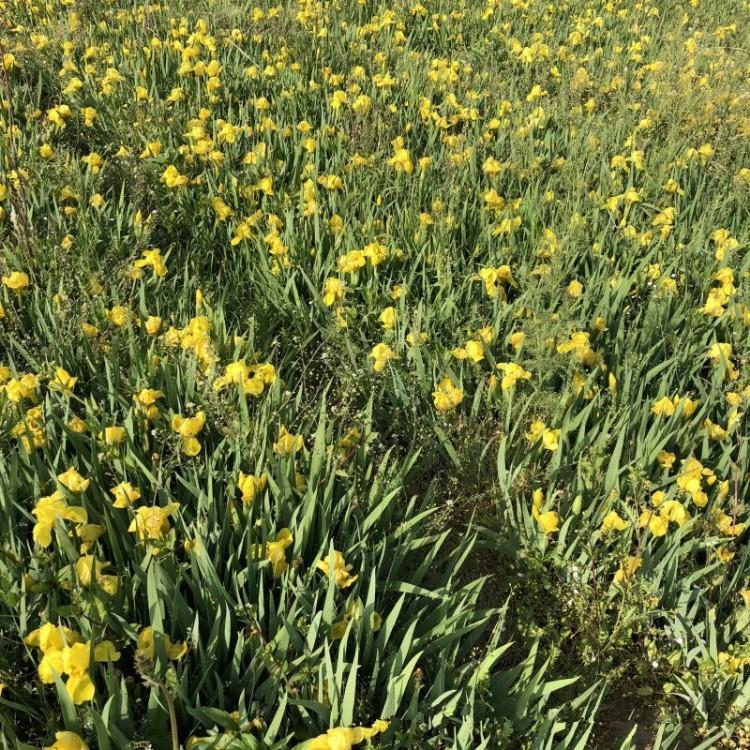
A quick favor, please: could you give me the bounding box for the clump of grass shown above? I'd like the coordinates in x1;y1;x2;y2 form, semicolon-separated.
2;0;750;747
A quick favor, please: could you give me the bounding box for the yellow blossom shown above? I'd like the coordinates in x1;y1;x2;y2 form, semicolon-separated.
145;316;162;335
2;271;30;291
273;426;303;456
57;467;90;493
601;511;628;533
128;504;180;541
531;488;559;534
309;721;389;750
323;277;346;307
525;420;560;451
133;248;167;278
432;377;463;412
32;491;87;548
651;396;675;417
238;472;267;504
656;450;676;470
134;388;164;419
50;368;77;395
100;426;126;445
567;280;583;299
171;412;206;456
255;528;293;577
110;482;141;508
496;362;532;390
614;556;642;585
106;306;130;328
75;556;119;594
369;343;396;373
44;732;89;750
317;550;358;589
136;626;187;660
379;306;397;330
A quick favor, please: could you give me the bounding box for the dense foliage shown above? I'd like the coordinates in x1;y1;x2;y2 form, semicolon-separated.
2;0;750;747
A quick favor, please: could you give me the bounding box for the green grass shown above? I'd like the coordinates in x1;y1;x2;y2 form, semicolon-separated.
2;0;750;747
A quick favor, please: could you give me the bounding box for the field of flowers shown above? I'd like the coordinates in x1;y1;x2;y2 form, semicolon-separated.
2;0;750;747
